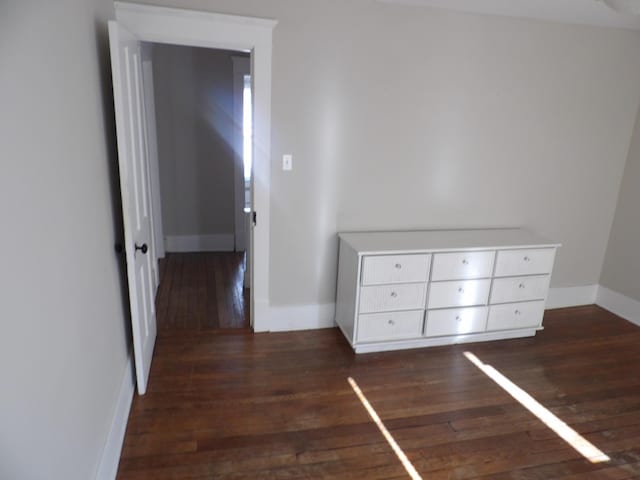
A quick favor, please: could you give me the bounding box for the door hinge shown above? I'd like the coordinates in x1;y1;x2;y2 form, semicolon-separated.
252;211;257;226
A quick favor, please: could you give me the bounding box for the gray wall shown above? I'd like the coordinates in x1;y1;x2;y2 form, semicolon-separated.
0;0;637;474
134;0;640;307
0;0;130;479
600;106;640;301
152;45;237;240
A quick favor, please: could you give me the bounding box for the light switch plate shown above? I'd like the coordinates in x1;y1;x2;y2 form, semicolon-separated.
283;154;293;171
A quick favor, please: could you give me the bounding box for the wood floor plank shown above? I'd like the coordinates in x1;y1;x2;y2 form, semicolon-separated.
164;254;182;329
209;255;223;328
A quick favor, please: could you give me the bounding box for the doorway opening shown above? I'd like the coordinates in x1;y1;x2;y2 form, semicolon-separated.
144;43;252;331
110;2;275;393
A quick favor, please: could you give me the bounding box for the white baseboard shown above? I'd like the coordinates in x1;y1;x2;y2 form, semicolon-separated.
164;234;234;252
546;285;598;309
95;356;135;480
256;303;336;333
255;285;602;333
596;286;640;327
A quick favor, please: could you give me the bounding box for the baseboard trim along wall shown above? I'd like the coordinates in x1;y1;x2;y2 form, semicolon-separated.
256;286;600;333
545;284;640;327
95;356;135;480
260;303;337;333
164;234;234;253
596;285;640;327
545;285;598;309
257;286;601;333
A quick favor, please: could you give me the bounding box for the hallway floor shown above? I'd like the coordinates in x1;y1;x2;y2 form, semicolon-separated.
156;252;249;331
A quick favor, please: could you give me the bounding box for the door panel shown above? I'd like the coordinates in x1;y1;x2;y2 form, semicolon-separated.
109;21;157;395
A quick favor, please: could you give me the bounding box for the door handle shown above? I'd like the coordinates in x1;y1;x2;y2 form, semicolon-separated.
135;243;148;254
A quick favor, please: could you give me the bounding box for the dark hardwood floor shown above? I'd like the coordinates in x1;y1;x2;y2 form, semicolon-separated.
117;306;640;479
156;252;249;331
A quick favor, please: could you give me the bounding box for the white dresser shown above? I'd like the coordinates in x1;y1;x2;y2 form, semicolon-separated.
335;229;560;353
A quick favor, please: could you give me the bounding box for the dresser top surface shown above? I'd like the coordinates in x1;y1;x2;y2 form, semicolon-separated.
339;228;560;254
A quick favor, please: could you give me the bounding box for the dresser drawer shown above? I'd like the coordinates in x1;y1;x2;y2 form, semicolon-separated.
487;301;545;331
431;251;495;281
425;306;488;337
494;248;556;277
490;275;550;304
357;310;424;343
359;283;426;313
361;254;431;285
427;279;491;309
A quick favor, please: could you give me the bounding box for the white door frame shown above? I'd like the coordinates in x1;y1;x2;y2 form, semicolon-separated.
115;2;276;331
140;43;165;262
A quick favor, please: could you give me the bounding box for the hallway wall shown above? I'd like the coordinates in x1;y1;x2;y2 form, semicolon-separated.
152;45;240;252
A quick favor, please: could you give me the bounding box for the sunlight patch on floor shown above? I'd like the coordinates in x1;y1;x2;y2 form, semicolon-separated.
347;377;423;480
463;351;610;464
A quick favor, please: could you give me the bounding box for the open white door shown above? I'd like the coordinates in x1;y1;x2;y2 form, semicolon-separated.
108;21;157;395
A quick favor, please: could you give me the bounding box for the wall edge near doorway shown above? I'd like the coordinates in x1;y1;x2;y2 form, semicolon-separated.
95;355;135;480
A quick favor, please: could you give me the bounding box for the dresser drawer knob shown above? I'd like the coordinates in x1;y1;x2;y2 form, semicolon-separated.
515;309;521;315
395;263;402;269
462;259;469;265
519;283;525;289
455;315;461;321
524;256;531;262
388;319;395;326
458;287;465;293
390;291;398;298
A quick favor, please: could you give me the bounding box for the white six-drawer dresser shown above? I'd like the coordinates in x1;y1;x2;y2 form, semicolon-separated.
335;228;560;353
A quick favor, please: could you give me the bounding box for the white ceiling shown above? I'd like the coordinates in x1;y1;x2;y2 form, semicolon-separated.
378;0;640;30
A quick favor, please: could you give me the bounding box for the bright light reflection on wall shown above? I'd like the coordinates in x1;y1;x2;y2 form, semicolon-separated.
347;377;423;480
463;352;610;464
242;74;252;182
